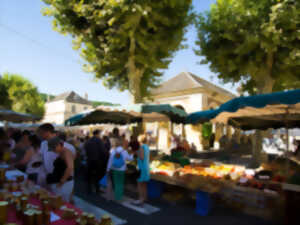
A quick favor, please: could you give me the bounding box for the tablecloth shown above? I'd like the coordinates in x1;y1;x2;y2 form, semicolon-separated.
6;196;82;225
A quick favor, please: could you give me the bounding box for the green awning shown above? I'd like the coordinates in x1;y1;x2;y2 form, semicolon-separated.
121;104;187;123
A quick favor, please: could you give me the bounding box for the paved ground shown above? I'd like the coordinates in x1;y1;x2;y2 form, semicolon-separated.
74;171;283;225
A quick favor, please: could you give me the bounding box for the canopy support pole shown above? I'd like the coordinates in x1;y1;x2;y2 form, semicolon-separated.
156;122;159;151
286;128;289;153
285;109;290;175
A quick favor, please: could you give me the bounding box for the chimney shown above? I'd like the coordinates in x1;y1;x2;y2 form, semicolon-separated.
84;93;88;100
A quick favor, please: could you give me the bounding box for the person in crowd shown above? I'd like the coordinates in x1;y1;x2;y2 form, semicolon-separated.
190;143;197;152
171;138;185;154
219;135;229;150
293;140;300;157
78;138;86;159
170;135;178;150
106;138;133;201
6;128;16;150
274;134;286;151
0;128;10;162
46;137;74;202
182;138;190;152
38;123;57;175
230;134;240;151
12;130;32;172
11;130;23;146
84;129;108;194
14;135;43;183
128;135;140;153
38;124;76;187
58;131;77;158
109;127;121;147
102;136;111;153
122;134;129;150
105;135;115;202
209;133;215;149
133;135;150;206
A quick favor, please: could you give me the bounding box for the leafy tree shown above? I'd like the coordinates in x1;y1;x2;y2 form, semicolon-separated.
195;0;300;94
1;73;45;117
39;93;55;102
42;0;193;103
0;76;12;109
91;101;120;108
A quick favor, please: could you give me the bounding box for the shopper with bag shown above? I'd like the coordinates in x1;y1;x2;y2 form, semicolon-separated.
106;138;133;201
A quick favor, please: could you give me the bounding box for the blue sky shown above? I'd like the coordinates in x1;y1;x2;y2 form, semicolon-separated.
0;0;235;104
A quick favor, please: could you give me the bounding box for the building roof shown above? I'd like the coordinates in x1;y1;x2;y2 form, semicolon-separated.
152;72;236;98
50;91;92;105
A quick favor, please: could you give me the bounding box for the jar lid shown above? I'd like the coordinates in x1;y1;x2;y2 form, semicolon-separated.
0;201;8;206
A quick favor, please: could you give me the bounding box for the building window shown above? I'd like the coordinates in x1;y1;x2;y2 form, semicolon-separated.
72;105;76;113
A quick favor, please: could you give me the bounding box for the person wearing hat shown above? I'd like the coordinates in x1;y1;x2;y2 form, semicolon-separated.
46;137;74;202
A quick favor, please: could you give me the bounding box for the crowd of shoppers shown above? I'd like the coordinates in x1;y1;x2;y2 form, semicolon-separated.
0;124;151;207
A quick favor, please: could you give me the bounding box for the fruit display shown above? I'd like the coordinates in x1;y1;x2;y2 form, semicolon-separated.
150;156;300;193
178;163;245;180
150;160;179;176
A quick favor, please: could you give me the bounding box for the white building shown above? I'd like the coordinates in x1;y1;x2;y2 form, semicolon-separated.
150;72;236;150
43;91;93;125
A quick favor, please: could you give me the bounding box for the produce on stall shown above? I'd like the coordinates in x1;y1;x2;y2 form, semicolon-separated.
150;156;298;190
149;156;291;220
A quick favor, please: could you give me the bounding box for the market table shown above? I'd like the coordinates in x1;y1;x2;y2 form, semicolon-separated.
6;196;82;225
0;167;112;225
149;172;285;220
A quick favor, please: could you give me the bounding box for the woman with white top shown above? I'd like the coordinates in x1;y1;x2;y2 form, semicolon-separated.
106;138;133;201
25;135;43;184
14;134;43;184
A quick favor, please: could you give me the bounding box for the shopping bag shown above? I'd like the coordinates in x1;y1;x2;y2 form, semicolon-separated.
99;174;107;187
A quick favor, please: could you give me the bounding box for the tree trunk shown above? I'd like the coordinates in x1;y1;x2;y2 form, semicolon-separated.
126;15;143;104
127;35;144;103
128;70;143;103
252;52;275;166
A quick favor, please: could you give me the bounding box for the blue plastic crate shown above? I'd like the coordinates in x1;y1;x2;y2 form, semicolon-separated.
147;180;164;199
195;191;212;216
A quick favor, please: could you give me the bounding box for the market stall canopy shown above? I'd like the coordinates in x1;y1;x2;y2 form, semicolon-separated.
121;104;187;123
0;108;41;123
64;108;142;126
0;122;64;129
228;110;300;130
65;103;187;126
186;89;300;125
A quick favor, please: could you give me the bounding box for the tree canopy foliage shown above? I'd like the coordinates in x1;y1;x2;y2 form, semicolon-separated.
42;0;193;102
0;77;12;109
195;0;300;94
0;73;45;117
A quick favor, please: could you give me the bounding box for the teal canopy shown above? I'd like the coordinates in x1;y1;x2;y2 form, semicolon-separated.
121;104;187;123
186;89;300;128
65;104;187;126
